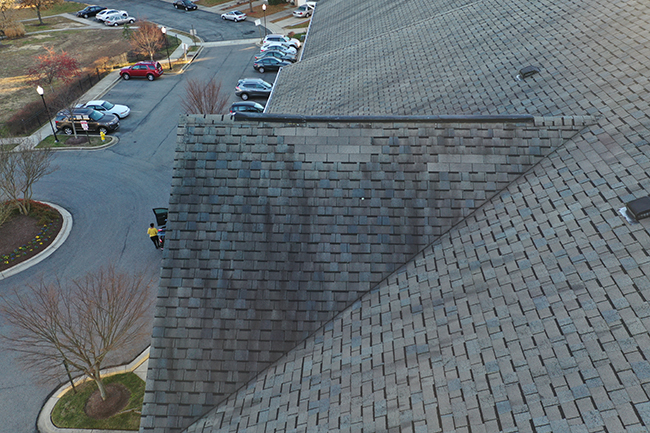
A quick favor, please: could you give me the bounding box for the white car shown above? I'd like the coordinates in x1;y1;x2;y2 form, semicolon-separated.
95;9;126;21
77;100;131;119
221;10;247;22
260;42;297;55
263;34;301;49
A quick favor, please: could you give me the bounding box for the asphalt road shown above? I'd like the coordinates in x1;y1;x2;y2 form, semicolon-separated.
0;29;276;431
86;0;262;42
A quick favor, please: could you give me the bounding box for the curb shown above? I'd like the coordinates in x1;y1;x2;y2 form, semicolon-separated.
0;201;73;281
37;347;151;433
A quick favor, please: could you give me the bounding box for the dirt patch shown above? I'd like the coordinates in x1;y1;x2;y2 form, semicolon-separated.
0;213;41;253
0;28;132;124
0;204;63;272
85;383;131;419
64;136;91;146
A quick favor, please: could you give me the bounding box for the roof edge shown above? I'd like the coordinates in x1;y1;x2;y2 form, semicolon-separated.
232;113;536;124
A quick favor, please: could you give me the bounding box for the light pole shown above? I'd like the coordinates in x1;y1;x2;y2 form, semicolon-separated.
161;26;172;71
262;4;267;37
36;85;58;143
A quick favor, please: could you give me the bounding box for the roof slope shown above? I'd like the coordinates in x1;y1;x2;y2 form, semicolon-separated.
140;115;589;431
186;126;650;432
269;0;650;117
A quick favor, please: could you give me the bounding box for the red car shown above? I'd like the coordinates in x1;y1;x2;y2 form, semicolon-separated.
120;61;164;81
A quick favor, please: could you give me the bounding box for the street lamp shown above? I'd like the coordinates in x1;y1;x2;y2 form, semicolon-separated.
262;4;267;37
161;26;172;71
36;85;58;143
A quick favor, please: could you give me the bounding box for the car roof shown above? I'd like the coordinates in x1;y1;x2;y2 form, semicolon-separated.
85;100;107;105
239;78;271;84
58;107;95;115
232;101;265;107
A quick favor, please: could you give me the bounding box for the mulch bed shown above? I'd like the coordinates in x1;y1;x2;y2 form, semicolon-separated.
85;383;131;419
0;203;63;272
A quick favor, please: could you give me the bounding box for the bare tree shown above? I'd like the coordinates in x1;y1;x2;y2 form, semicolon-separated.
18;0;62;25
0;198;15;227
0;267;154;400
0;147;57;214
181;78;229;114
128;20;164;61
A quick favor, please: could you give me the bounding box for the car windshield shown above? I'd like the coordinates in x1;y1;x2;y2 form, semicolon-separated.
89;111;103;121
101;101;114;109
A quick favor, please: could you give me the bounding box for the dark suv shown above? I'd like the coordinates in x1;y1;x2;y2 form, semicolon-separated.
120;61;164;81
54;108;119;135
76;5;106;18
230;101;265;114
235;78;273;100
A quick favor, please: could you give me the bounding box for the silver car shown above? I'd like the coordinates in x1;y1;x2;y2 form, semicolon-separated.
221;10;247;22
104;13;135;26
235;78;273;100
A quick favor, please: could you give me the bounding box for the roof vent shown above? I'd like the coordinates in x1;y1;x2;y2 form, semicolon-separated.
625;196;650;221
516;65;540;80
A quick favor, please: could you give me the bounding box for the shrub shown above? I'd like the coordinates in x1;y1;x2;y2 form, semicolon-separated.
3;21;25;39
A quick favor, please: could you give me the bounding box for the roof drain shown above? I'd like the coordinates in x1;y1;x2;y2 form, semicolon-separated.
516;65;540;81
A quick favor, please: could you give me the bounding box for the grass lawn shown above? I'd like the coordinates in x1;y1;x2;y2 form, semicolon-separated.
22;15;82;32
12;2;85;20
37;133;110;148
0;142;21;151
195;0;231;7
52;373;145;430
247;3;292;18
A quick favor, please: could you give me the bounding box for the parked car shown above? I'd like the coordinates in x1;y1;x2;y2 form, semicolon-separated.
253;57;290;73
76;5;106;18
173;0;197;10
263;34;301;49
221;10;246;21
54;108;119;135
104;13;135;26
260;43;297;55
95;9;125;21
230;101;265;114
235;78;273;100
77;100;131;119
292;4;313;18
120;61;164;81
254;50;297;63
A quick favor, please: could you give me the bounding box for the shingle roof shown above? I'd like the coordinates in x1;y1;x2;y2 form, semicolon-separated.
184;125;650;432
141;0;650;429
269;0;650;118
141;115;591;431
